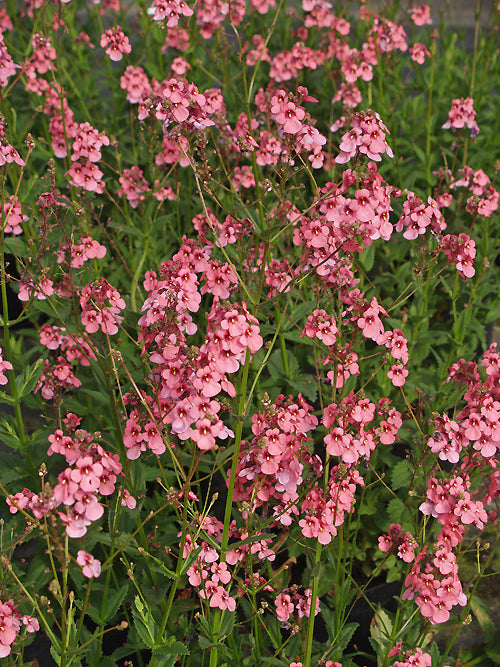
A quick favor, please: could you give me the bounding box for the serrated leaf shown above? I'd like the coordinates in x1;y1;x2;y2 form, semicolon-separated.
391;460;412;490
0;418;23;450
133;618;155;649
470;595;498;644
387;498;409;526
336;621;359;653
131;596;156;649
101;584;130;623
149;655;176;667
15;358;44;400
0;390;17;404
198;635;218;649
217;610;235;641
50;646;62;665
288;375;317;402
369;606;393;651
152;638;189;655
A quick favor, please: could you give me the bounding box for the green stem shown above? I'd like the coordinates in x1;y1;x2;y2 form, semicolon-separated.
0;159;33;473
5;564;62;654
425;35;437;189
209;348;252;667
304;542;322;667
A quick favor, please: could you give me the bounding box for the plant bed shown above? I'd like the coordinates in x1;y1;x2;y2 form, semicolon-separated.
0;2;499;666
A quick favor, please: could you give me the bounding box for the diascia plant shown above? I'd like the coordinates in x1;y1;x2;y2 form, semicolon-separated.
0;1;499;666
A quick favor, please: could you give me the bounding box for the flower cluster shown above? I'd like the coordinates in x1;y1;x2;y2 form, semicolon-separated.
0;346;13;385
120;65;152;104
408;5;432;27
0;599;38;659
2;195;28;235
118;166;150;208
449;165;499;218
409;43;430;64
57;235;106;268
378;523;418;563
335;110;394;163
440;232;476;279
23;33;56;94
18;275;55;302
181;514;267;612
100;25;131;61
442;97;479;137
299;467;365;545
395;192;445;240
65;121;110;193
36;356;82;400
232;394;319;522
391;647;431;667
126;236;264;459
0;32;18;86
435;344;500;460
275;586;320;623
38;322;96;397
80;278;125;335
147;0;193;26
7;415;134;538
138;75;216;132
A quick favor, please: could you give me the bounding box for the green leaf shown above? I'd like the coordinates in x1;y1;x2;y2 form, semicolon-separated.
0;418;23;451
369;606;393;651
359;242;375;272
15;358;44;401
470;594;498;645
101;584;130;623
0;390;17;405
133;618;155;649
132;596;156;649
391;460;412;490
385;555;401;582
287;376;317;402
152;638;189;655
50;646;62;666
387;498;410;526
217;610;235;641
198;635;219;650
336;621;359;654
148;655;177;667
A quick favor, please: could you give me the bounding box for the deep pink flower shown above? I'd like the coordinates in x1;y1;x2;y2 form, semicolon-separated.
76;550;102;578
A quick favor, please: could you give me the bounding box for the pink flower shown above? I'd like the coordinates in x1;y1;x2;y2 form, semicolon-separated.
388;364;408;387
409;5;432;26
100;26;131;61
76;550;102;578
275;592;294;622
120;488;137;509
410;43;430;65
0;348;12;385
0;600;23;658
442;98;479;137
